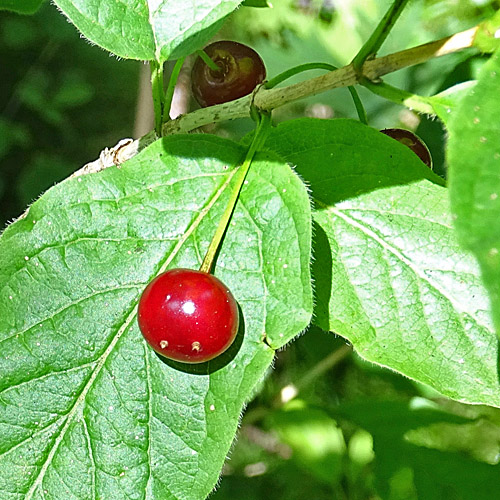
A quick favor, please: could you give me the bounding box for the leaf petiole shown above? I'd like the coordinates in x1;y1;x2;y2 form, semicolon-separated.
361;78;439;115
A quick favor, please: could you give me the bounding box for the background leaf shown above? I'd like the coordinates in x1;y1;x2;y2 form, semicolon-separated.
267;402;346;485
0;5;140;228
0;135;312;499
52;0;243;61
258;118;499;407
241;0;271;7
0;0;44;15
448;49;500;335
337;400;500;499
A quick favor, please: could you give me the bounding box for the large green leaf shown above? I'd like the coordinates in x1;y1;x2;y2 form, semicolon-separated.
52;0;243;61
0;135;312;499
448;49;500;335
259;118;499;407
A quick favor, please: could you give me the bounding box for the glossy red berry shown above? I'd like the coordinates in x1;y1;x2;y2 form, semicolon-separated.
191;40;266;107
380;128;432;168
138;269;239;363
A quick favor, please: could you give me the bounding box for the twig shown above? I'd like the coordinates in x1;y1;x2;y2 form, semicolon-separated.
162;26;478;135
77;25;479;175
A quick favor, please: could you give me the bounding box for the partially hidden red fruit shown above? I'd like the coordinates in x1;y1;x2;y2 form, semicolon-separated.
380;128;432;168
138;269;239;363
191;40;266;107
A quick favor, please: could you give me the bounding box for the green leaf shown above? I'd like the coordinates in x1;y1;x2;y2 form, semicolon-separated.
448;50;500;335
0;0;44;15
52;0;243;61
0;135;312;499
260;118;499;407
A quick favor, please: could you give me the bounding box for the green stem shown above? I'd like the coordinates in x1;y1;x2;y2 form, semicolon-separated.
361;78;436;115
352;0;410;72
199;113;272;274
162;57;186;124
264;62;337;89
150;60;165;136
196;49;221;72
265;62;368;124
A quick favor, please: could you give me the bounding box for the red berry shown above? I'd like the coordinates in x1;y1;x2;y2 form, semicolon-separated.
138;269;239;363
191;40;266;107
380;128;432;168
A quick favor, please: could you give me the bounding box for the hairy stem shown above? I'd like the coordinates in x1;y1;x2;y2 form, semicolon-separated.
265;62;368;124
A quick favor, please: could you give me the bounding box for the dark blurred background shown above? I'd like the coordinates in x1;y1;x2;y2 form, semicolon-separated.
0;2;140;226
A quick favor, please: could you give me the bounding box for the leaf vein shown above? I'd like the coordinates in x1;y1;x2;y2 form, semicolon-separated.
329;206;490;331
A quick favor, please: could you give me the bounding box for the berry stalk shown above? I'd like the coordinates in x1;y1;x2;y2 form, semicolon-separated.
347;86;368;125
195;49;222;72
199;112;272;274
